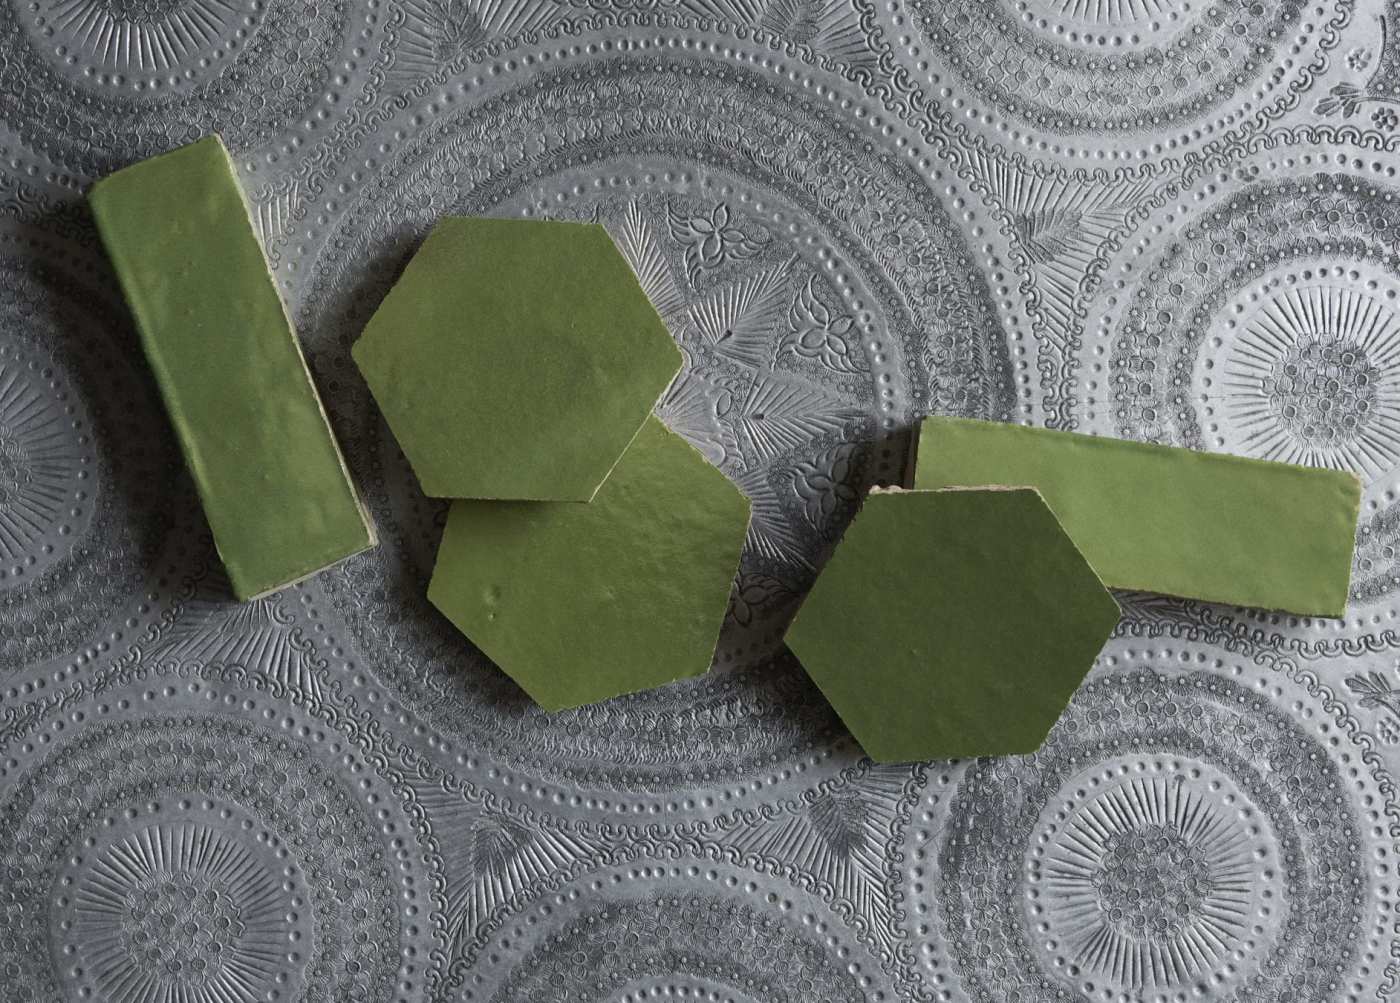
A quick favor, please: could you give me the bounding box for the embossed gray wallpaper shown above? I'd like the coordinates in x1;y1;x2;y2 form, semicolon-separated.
2;0;1400;1000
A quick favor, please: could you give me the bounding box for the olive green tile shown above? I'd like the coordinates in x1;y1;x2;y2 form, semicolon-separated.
428;416;749;710
353;216;682;501
915;417;1361;616
88;135;375;601
785;487;1119;762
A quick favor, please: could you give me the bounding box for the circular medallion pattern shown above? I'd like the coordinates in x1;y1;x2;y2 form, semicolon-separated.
0;334;96;586
58;818;304;1003
488;894;861;1002
1198;280;1400;474
297;49;1014;796
0;235;188;674
0;0;359;176
1;713;424;1001
1092;173;1400;455
916;666;1386;1002
1029;759;1283;996
891;0;1348;155
1075;139;1400;645
12;0;267;87
453;862;897;1002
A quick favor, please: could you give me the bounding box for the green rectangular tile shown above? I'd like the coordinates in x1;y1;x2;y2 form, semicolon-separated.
914;417;1360;616
89;135;375;600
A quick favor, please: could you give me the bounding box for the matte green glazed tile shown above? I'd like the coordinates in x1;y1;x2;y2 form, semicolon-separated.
785;487;1119;762
428;416;750;710
915;417;1361;616
352;216;682;501
88;135;375;601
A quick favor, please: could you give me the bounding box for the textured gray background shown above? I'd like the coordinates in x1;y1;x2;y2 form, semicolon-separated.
2;0;1400;1000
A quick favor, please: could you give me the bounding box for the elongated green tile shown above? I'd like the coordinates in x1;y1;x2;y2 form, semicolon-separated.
785;487;1119;762
353;216;682;501
914;417;1361;616
89;135;376;601
428;416;749;710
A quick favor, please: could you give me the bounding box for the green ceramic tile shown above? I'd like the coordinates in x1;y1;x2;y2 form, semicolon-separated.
353;216;682;501
915;417;1361;616
88;136;375;601
785;487;1119;762
428;416;749;710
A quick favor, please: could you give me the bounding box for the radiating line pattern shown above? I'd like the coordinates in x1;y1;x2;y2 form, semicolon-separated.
414;784;605;961
614;201;688;322
1219;284;1400;477
679;0;878;75
713;767;910;954
42;0;248;73
689;261;793;369
1042;0;1176;24
3;0;362;176
1037;775;1268;990
251;179;300;248
155;586;325;700
67;822;294;1003
967;151;1160;364
735;377;860;466
0;340;86;572
387;0;567;87
0;254;189;670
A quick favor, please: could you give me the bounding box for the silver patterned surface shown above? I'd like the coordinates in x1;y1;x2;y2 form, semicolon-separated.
2;0;1400;1000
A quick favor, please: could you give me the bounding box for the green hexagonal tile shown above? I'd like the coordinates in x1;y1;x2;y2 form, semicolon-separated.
352;217;682;501
784;487;1120;762
427;416;750;710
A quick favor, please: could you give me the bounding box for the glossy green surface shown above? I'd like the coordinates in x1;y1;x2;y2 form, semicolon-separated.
353;217;682;501
428;416;750;710
915;417;1360;616
785;488;1119;762
89;136;375;600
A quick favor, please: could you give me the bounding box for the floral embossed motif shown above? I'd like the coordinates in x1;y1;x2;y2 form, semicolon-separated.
791;442;861;534
1345;668;1400;742
1317;15;1400;126
784;275;868;375
668;202;768;278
